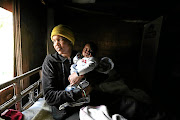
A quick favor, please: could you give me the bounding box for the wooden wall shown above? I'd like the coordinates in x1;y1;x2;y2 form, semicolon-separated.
20;0;47;86
52;7;145;90
0;0;12;12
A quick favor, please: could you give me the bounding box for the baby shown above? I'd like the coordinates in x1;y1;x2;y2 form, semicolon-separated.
59;42;115;110
65;41;98;92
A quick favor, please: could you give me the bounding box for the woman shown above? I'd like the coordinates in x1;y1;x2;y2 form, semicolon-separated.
42;24;91;120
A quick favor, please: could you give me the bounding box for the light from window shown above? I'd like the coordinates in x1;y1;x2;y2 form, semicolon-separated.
0;7;14;84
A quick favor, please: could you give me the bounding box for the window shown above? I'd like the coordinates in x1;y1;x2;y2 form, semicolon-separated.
0;7;14;84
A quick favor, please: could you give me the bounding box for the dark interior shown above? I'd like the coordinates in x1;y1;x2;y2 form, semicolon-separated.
43;0;180;117
1;0;180;119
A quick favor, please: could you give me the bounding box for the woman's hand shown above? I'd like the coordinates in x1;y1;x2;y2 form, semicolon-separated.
68;72;84;85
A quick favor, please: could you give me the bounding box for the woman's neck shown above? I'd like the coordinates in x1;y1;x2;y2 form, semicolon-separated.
61;52;71;59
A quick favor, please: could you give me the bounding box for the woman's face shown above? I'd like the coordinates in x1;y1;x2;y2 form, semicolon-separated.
82;44;93;58
52;35;72;57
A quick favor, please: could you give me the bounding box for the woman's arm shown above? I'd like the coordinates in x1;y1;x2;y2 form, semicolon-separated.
68;73;84;86
42;56;82;106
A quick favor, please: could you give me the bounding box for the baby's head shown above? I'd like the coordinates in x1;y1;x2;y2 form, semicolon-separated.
82;41;98;58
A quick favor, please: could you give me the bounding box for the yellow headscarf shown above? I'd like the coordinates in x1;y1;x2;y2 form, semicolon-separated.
51;24;75;46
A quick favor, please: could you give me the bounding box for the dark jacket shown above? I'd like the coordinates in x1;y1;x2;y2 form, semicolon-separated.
42;51;82;120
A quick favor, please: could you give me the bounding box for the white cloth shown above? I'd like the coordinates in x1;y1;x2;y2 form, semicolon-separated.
22;98;52;120
79;105;127;120
71;55;98;76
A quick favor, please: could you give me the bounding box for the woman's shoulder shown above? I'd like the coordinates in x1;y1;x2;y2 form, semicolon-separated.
44;53;59;62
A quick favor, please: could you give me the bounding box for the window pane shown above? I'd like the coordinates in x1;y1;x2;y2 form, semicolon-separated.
0;7;14;84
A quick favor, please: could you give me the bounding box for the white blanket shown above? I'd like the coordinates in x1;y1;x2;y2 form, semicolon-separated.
79;105;127;120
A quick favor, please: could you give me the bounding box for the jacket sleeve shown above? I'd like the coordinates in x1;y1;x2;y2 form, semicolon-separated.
42;55;82;106
73;52;82;64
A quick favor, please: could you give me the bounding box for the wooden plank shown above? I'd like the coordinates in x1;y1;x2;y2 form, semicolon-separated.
0;85;14;105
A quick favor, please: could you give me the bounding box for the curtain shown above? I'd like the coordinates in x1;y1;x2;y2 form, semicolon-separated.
13;0;23;110
13;0;23;77
13;0;24;94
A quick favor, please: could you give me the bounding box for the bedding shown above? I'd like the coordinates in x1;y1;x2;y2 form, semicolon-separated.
22;98;52;120
80;105;127;120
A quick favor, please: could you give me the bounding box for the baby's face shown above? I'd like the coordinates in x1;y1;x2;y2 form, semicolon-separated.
82;44;93;58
